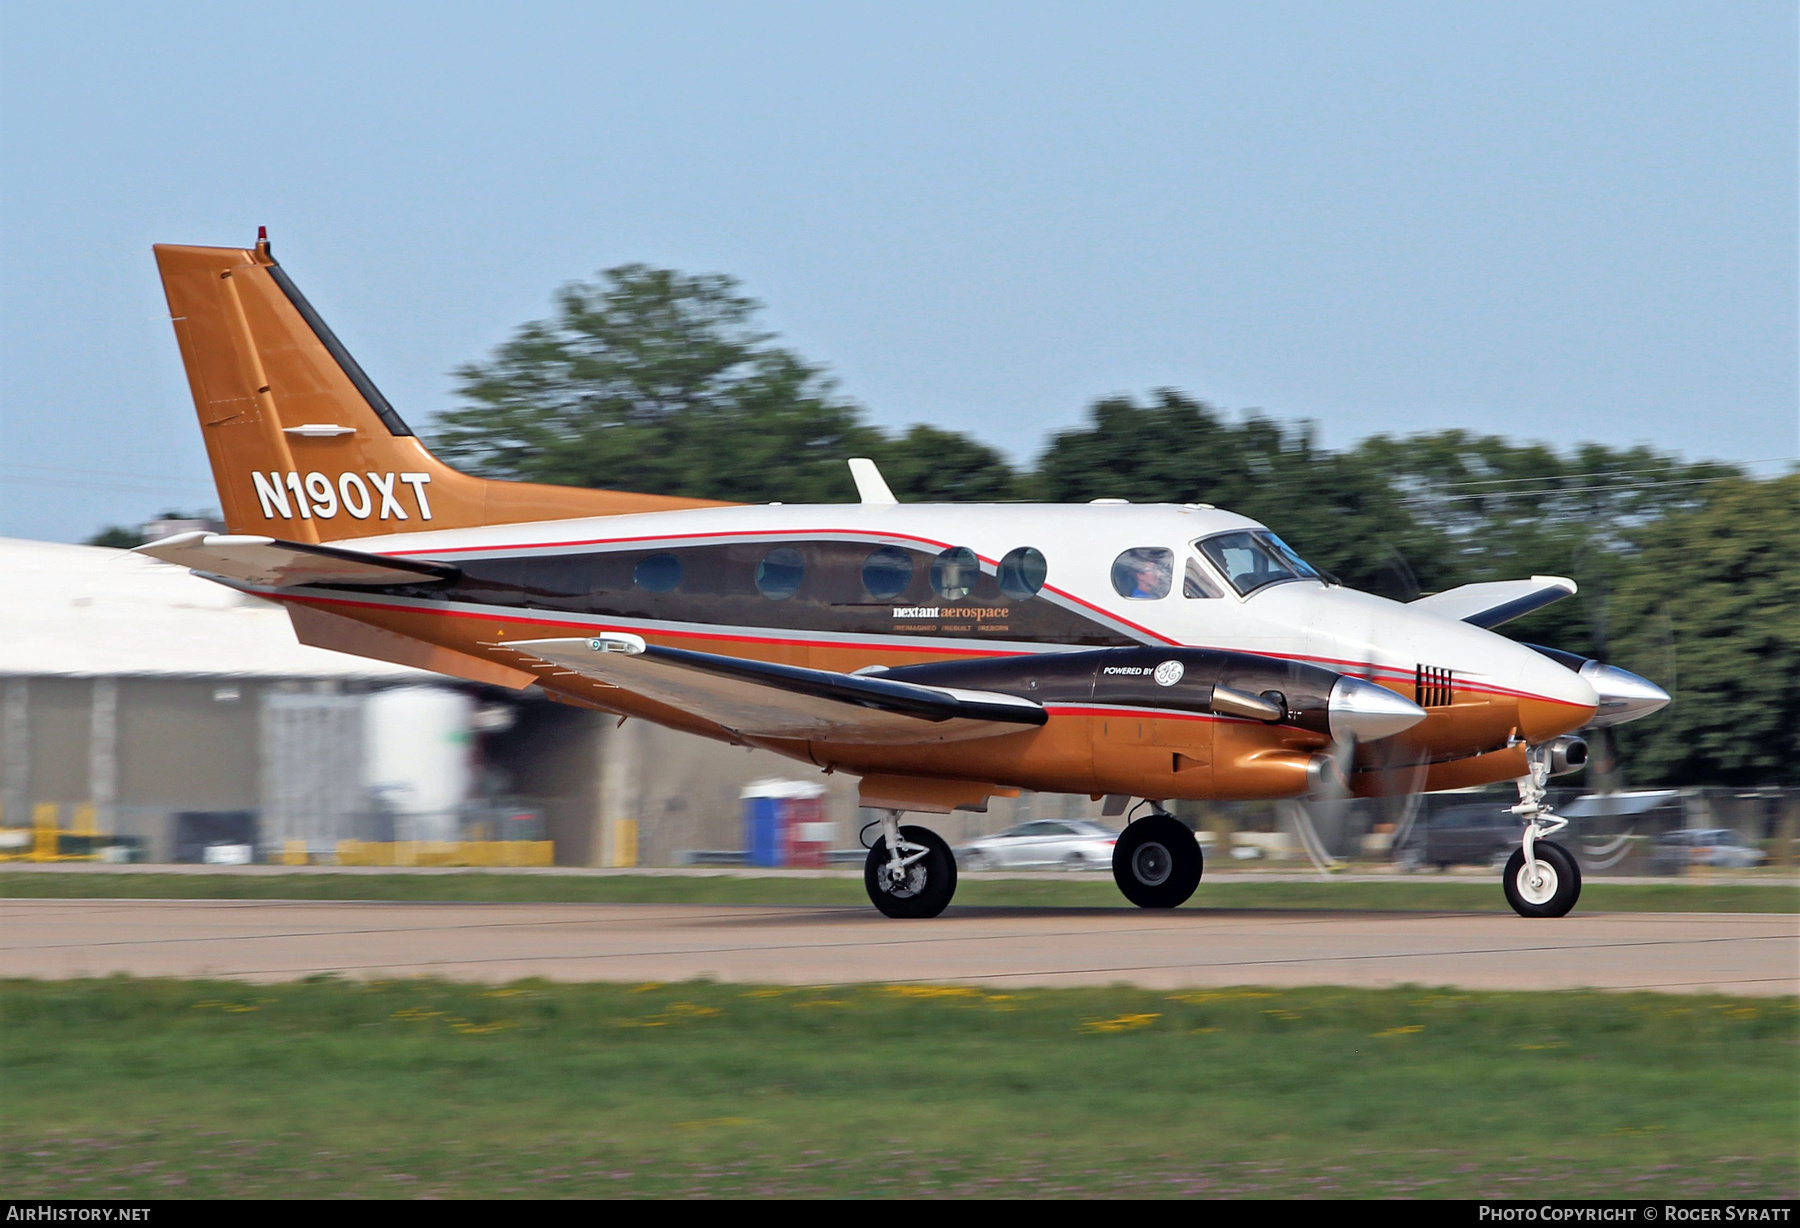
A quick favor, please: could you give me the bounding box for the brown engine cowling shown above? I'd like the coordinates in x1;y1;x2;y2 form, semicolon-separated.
885;646;1366;800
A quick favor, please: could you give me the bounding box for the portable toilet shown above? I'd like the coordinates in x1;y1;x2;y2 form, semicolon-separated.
784;784;832;868
742;781;785;867
741;779;832;867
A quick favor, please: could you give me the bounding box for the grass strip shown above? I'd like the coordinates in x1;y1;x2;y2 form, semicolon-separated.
2;870;1794;913
2;977;1793;1199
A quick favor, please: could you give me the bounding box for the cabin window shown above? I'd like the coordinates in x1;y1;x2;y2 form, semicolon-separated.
1183;557;1223;599
997;547;1047;600
754;547;805;600
1111;548;1173;600
633;553;682;593
930;546;981;602
861;546;913;600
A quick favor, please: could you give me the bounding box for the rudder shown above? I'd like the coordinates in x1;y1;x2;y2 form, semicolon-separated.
153;233;725;542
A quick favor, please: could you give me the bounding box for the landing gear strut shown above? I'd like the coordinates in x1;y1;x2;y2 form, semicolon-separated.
1504;745;1582;918
1113;803;1203;909
863;810;957;918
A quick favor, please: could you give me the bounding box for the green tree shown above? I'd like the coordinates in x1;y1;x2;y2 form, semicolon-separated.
1030;391;1449;597
431;265;1015;504
1603;474;1800;786
871;425;1019;501
1349;432;1739;656
84;525;141;549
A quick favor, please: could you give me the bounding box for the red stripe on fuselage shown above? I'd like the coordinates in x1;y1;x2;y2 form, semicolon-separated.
1044;705;1233;724
276;575;1585;709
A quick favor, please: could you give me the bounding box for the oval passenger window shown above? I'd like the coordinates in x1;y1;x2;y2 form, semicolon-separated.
997;547;1047;600
633;553;682;593
755;547;805;600
861;546;914;600
1111;548;1173;600
930;546;980;602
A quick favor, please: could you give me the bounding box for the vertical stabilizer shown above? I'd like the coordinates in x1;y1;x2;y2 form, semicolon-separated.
153;235;726;540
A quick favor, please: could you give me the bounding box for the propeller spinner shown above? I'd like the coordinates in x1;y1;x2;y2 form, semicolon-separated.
1326;676;1427;742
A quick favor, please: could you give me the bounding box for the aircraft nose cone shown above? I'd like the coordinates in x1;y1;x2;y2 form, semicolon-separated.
1328;677;1427;742
1579;661;1672;727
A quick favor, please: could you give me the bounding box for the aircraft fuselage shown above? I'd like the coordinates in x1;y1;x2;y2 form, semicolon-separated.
259;499;1599;806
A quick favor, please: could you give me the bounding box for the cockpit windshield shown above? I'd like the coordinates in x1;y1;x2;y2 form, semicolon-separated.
1197;530;1321;596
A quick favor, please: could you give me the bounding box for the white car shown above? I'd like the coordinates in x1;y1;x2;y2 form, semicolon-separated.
1652;828;1767;871
957;820;1119;871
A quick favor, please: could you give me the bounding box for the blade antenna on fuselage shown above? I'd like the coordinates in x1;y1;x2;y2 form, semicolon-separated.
848;458;897;505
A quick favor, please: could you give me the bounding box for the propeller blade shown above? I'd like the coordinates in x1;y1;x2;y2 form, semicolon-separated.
1284;800;1340;881
1289;712;1360;879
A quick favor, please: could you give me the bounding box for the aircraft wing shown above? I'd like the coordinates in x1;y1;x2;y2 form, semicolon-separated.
135;531;457;588
1409;575;1577;629
509;635;1047;745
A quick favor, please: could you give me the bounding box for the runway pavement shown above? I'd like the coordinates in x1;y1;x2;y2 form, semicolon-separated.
4;898;1795;994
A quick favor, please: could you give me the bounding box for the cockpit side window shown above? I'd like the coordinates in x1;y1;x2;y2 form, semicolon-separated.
1183;556;1222;598
1111;548;1173;600
1198;531;1320;596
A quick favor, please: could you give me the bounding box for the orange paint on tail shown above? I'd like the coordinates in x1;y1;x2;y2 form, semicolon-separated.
153;236;728;542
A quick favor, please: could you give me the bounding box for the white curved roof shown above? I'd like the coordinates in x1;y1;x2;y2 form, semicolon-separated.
0;537;427;680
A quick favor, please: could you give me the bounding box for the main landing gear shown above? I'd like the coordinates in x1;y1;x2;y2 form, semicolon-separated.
863;811;957;918
1504;744;1582;918
1113;804;1203;909
860;802;1207;917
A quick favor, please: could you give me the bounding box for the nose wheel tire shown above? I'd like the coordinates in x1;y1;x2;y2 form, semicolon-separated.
1502;840;1581;918
865;825;957;918
1112;814;1202;909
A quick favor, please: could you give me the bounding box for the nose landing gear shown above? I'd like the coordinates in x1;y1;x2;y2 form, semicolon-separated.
1505;745;1582;918
1504;841;1580;917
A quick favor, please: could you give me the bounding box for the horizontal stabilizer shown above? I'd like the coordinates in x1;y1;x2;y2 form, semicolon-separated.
136;531;456;588
1409;575;1576;629
509;636;1046;745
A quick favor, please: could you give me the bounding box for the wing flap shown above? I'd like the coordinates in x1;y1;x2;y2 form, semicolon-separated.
510;636;1046;745
1409;575;1577;628
136;531;456;588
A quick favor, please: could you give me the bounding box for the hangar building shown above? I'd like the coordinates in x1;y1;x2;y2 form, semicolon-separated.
0;537;890;864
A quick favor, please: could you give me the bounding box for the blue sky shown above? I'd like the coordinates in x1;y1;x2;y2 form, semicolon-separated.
2;1;1794;541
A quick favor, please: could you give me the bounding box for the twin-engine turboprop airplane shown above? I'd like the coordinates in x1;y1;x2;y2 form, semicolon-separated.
139;233;1670;919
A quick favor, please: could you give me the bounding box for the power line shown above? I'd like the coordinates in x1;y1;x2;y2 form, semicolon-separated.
1397;471;1786;507
0;472;215;497
1395;456;1794;494
2;461;212;483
